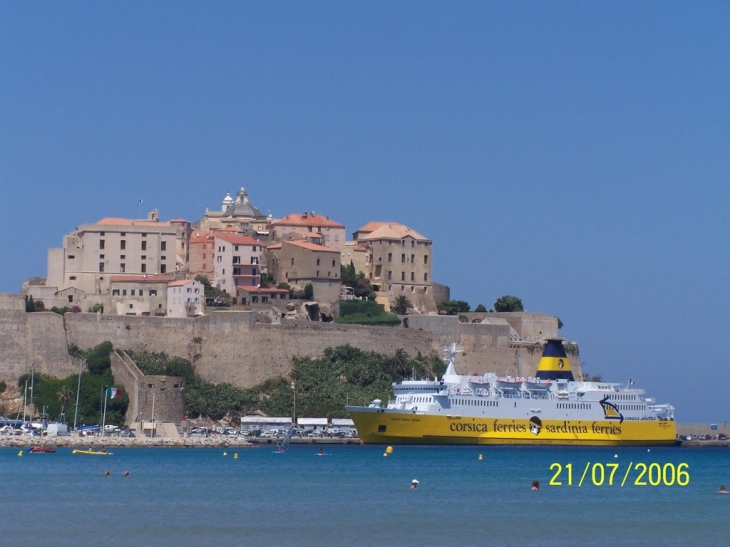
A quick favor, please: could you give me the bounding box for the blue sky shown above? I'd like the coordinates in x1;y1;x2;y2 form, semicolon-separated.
1;2;728;422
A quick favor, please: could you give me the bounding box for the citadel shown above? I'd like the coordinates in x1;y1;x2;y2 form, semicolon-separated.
2;188;575;406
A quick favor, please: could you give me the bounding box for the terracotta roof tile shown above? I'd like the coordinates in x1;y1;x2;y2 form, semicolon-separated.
284;240;340;253
360;223;429;242
270;212;345;229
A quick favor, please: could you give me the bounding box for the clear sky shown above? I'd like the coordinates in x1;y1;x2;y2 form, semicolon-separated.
1;2;728;423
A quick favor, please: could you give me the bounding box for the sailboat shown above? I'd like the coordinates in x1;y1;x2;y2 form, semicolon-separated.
274;429;294;453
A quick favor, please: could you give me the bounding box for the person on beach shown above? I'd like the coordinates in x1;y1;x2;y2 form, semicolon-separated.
717;484;728;494
410;479;419;489
124;471;130;478
531;480;540;490
104;470;110;477
318;447;324;456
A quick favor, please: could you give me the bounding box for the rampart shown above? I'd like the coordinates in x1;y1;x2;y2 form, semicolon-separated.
0;293;581;390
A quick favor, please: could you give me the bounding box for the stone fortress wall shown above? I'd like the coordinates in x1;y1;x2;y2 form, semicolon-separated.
0;293;581;391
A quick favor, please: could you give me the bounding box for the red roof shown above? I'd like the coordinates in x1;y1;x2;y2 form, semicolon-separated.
284;240;340;253
270;212;345;229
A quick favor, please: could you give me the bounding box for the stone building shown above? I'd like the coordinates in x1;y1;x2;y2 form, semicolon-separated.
109;274;175;316
269;212;346;252
266;240;341;310
354;222;436;314
167;279;205;318
213;233;262;294
44;211;189;298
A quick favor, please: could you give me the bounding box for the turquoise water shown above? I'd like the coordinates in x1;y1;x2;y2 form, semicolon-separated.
2;445;728;546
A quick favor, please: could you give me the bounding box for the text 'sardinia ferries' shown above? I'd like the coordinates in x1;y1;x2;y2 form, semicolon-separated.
346;340;676;446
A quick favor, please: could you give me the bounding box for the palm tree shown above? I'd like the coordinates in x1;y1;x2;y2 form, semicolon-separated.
385;348;411;379
392;295;413;315
57;386;74;423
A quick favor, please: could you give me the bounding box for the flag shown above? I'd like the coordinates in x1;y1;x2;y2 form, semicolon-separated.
106;387;123;399
629;378;636;386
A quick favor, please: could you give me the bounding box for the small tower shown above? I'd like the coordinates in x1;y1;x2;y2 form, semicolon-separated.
221;192;234;212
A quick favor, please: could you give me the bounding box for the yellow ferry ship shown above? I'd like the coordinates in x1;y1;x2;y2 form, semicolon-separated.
346;340;676;446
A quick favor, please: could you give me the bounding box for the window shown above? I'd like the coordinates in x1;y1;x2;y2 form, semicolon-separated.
120;255;125;259
141;255;146;260
424;273;428;281
141;241;147;251
411;272;415;281
401;254;405;263
161;241;167;251
99;262;105;272
388;253;392;262
250;257;258;264
120;240;126;250
141;264;147;273
217;256;222;263
332;259;335;266
387;271;392;280
129;304;133;309
149;289;157;296
233;256;240;264
100;254;105;259
234;245;239;251
100;231;105;236
401;272;405;281
424;255;428;264
161;265;167;273
139;290;144;296
68;295;73;303
335;235;339;241
291;258;294;266
410;254;414;263
131;290;135;296
68;255;75;259
252;296;258;303
100;240;105;250
123;289;127;296
69;276;77;281
317;258;320;265
161;256;166;260
121;232;126;236
316;271;320;277
120;264;125;273
112;289;120;296
142;233;147;237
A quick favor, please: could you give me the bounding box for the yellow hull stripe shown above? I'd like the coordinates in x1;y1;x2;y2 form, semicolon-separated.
350;412;677;446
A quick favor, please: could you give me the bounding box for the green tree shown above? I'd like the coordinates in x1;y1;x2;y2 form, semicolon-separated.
304;283;314;300
474;304;487;312
494;295;524;312
392;295;413;315
57;386;74;423
384;349;411;379
437;300;470;315
25;295;36;312
86;341;114;375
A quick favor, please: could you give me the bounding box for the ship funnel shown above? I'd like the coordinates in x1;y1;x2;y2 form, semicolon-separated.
535;339;574;381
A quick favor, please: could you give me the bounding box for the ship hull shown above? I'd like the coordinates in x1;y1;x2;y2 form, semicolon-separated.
347;409;677;446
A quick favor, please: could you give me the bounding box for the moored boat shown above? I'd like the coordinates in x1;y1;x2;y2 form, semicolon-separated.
28;446;56;453
72;449;113;455
346;340;676;446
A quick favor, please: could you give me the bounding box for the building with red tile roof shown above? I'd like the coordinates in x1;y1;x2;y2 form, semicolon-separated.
270;212;346;252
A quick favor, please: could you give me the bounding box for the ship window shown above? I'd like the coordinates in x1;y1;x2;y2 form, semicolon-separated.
378;425;387;433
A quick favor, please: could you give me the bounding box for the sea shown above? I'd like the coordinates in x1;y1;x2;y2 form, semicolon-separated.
2;444;728;547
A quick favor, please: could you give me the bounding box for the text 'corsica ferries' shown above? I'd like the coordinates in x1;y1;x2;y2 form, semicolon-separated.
346;340;676;446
